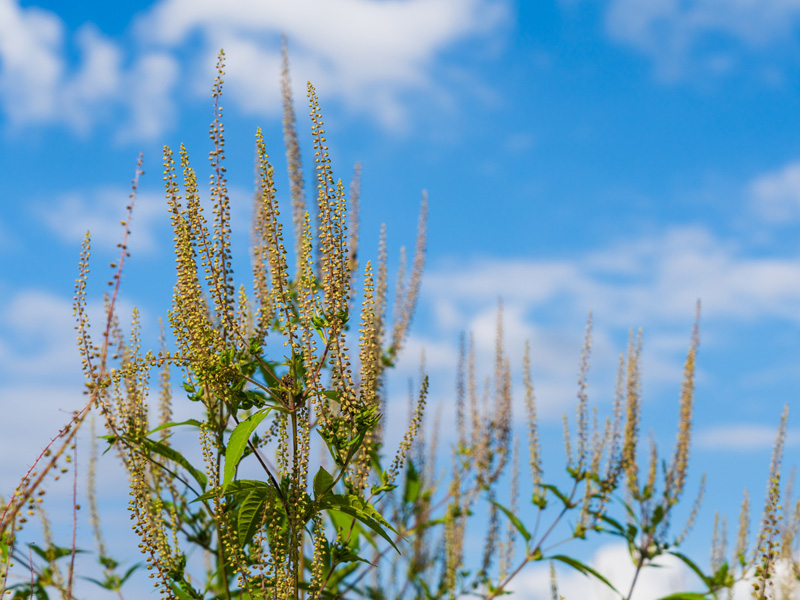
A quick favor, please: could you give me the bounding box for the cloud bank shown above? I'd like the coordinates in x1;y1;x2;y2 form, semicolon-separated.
0;0;507;140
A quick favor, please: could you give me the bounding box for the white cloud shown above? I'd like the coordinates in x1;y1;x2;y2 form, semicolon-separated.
391;224;800;431
508;549;800;599
0;0;507;138
696;424;800;449
0;288;142;384
506;544;697;599
0;0;65;124
598;0;800;80
424;225;800;328
0;290;79;377
36;187;166;254
116;52;180;143
0;1;180;141
135;0;508;130
749;160;800;223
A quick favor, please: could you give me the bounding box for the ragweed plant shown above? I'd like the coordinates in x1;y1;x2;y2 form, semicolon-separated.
1;47;428;600
2;43;798;600
388;305;707;600
95;51;429;599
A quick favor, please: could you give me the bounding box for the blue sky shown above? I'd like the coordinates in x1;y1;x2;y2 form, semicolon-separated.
3;0;800;597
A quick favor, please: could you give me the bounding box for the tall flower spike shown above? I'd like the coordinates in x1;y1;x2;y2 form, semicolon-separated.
603;352;626;494
675;474;705;546
281;36;307;269
734;489;750;568
255;128;295;346
456;333;467;454
348;163;361;285
575;313;592;473
622;329;643;498
779;466;797;561
665;302;700;505
549;563;561;600
523;341;543;504
468;334;480;463
157;317;172;444
388;192;427;358
208;50;236;343
753;403;789;600
710;512;723;573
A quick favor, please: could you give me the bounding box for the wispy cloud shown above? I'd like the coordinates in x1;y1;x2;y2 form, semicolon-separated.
506;543;797;599
0;0;507;139
138;0;508;131
35;187;166;254
506;544;696;599
748;160;800;223
0;1;179;139
0;288;141;380
386;222;800;427
594;0;800;80
696;423;800;450
424;225;800;328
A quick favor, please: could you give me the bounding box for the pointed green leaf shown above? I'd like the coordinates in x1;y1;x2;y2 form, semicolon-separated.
314;466;335;500
140;437;207;490
146;419;203;437
28;544;84;562
237;488;270;547
224;409;270;492
120;564;141;585
541;484;575;509
595;513;628;538
489;499;531;544
656;594;711;600
403;460;421;504
193;479;273;503
321;390;340;403
319;494;403;554
548;555;620;595
710;562;731;587
669;552;712;588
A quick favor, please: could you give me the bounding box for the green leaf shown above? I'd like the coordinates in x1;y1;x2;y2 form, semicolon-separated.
371;483;397;495
98;555;119;570
328;509;366;549
321;390;341;403
224;409;270;492
403;460;421;504
248;337;263;356
656;594;711;600
541;484;575;509
314;466;335;500
140;437;207;490
319;494;403;554
82;564;140;592
669;552;712;589
237;488;270;548
548;555;620;595
331;543;373;566
710;562;731;588
28;543;84;562
650;504;666;529
595;513;628;538
146;419;203;437
193;479;272;503
120;564;141;585
489;499;531;544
